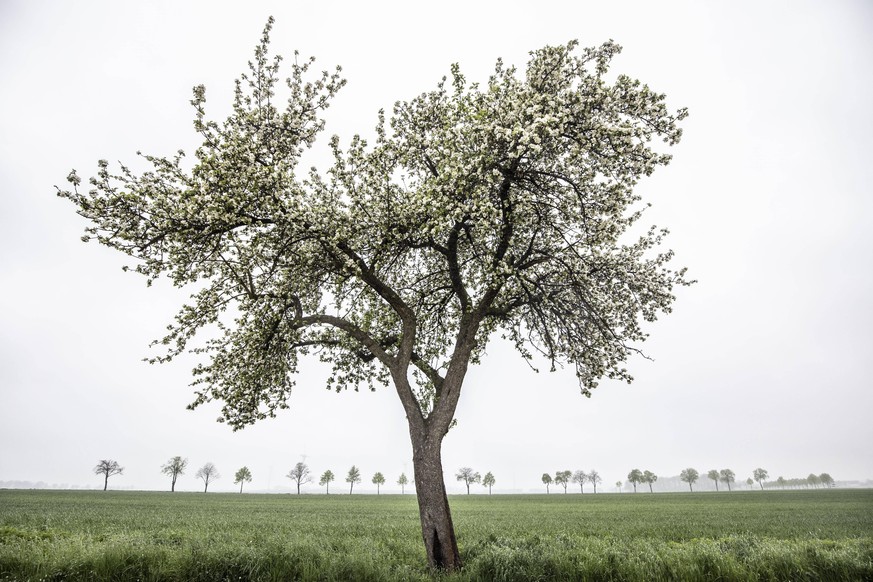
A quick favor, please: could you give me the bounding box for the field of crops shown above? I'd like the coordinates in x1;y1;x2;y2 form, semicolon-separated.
1;488;871;581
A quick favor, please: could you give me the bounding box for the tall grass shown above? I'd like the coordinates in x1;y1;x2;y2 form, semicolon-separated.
1;489;870;581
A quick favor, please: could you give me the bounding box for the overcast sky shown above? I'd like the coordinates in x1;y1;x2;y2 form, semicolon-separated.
1;0;871;494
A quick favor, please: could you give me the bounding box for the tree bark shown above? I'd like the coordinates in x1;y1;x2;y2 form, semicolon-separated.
411;435;461;571
103;474;108;491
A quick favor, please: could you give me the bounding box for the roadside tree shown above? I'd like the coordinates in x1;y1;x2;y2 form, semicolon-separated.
94;459;123;491
753;468;768;490
482;472;495;495
287;462;311;494
719;469;735;492
319;470;335;494
679;468;699;492
707;469;720;491
347;466;362;494
588;470;602;493
627;469;643;493
59;20;688;570
572;470;587;493
234;466;252;493
542;473;553;494
195;463;219;492
642;470;657;493
555;470;572;493
456;467;481;494
161;456;187;492
373;472;386;494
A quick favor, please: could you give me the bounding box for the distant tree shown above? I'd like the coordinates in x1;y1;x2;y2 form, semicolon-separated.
819;473;834;488
286;462;311;494
397;473;409;494
616;480;623;492
776;476;786;489
627;469;643;493
482;472;495;495
642;470;658;493
94;459;123;491
346;465;362;494
807;473;821;488
719;469;735;492
234;466;252;493
572;470;587;493
588;470;602;494
707;469;720;491
195;463;219;492
679;468;699;492
455;467;481;494
753;468;768;490
161;456;187;492
554;470;572;493
542;473;553;494
319;470;335;494
372;472;386;494
745;477;754;489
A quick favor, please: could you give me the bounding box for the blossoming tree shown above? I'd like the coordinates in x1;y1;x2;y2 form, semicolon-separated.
59;18;689;570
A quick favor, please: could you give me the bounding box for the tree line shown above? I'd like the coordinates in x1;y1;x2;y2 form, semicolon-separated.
95;458;837;494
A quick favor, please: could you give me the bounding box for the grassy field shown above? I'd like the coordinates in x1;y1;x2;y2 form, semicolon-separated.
1;488;871;581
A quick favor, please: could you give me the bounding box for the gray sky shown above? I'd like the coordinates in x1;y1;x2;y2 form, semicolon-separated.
1;0;871;493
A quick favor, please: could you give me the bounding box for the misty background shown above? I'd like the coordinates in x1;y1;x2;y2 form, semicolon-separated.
1;0;871;493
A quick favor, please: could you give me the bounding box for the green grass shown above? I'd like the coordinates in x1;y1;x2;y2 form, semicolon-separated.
1;489;871;581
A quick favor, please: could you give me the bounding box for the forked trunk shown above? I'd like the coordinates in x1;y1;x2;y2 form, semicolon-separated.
412;437;461;571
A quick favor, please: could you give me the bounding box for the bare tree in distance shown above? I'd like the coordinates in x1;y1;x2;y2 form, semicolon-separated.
542;473;553;494
455;468;481;495
572;470;587;493
588;470;602;494
58;19;689;570
398;473;409;494
94;460;123;491
346;466;361;494
616;480;623;492
319;470;335;494
482;472;495;495
234;466;252;493
753;468;768;490
679;468;699;492
627;469;643;493
707;469;720;491
195;463;219;492
161;456;187;492
372;472;386;494
287;462;311;494
719;469;735;492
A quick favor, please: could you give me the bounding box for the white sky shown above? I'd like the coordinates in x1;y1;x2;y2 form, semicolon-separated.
1;0;871;494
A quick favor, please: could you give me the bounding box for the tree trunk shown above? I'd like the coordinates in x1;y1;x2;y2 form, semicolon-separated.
171;476;176;492
297;482;301;494
649;483;653;493
350;482;354;494
411;437;461;571
726;482;731;492
204;481;208;492
714;481;719;492
240;482;244;493
466;483;470;495
103;474;108;491
688;483;693;492
759;482;764;490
